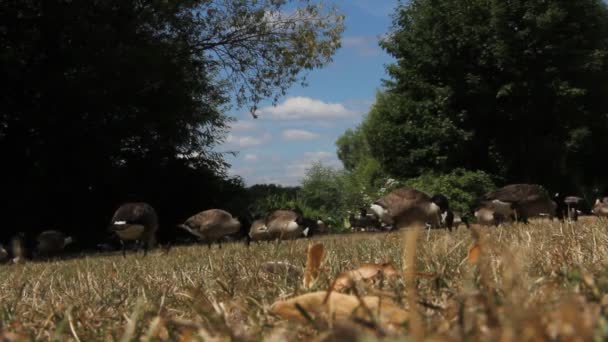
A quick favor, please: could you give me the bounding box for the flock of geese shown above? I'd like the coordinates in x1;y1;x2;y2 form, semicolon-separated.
1;183;607;263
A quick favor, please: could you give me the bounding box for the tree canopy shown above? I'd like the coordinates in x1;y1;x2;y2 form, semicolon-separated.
0;0;343;245
363;0;608;193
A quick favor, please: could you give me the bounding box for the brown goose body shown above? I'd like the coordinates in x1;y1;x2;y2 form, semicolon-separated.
249;219;271;241
36;230;73;256
180;209;241;241
0;244;7;262
110;202;158;256
370;188;445;229
593;199;608;217
479;184;556;221
265;209;308;239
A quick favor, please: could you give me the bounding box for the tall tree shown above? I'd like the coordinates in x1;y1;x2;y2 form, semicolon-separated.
0;0;343;244
367;0;608;191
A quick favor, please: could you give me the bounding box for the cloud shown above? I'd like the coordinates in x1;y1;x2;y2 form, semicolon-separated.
342;36;382;57
229;120;257;132
259;96;354;120
225;132;271;148
284;151;342;184
244;153;258;162
281;129;321;141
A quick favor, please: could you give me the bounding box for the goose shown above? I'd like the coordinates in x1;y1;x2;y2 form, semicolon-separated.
562;195;584;221
592;198;608;217
249;219;271;241
36;230;73;257
109;202;158;257
0;244;7;262
349;209;382;232
264;209;315;240
474;206;509;226
369;188;452;230
10;233;27;263
451;211;470;229
478;184;556;223
179;209;246;247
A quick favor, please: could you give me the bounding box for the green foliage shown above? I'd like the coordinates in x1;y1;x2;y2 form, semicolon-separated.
373;0;608;191
299;163;346;213
246;184;300;218
404;169;497;214
336;126;371;172
365;91;469;178
0;0;344;243
298;163;348;230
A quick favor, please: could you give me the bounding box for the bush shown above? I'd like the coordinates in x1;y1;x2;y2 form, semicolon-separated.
405;169;497;214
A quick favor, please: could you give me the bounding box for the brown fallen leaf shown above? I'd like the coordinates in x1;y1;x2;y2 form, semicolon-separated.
329;262;399;292
303;243;325;289
468;243;481;265
270;291;408;328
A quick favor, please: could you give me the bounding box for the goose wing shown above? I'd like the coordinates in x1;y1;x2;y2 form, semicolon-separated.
112;203;156;224
482;184;547;203
376;188;431;212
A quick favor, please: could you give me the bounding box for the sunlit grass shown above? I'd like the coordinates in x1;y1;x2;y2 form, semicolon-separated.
2;218;608;340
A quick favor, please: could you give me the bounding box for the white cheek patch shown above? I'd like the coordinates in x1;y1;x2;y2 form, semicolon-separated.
302;227;310;237
440;211;448;222
317;220;323;225
114;221;127;225
370;204;387;218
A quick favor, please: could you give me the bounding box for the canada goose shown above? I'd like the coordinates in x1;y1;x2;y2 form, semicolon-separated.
36;230;73;257
592;198;608;217
265;209;314;240
10;233;26;263
315;218;330;234
109;202;158;257
474;206;508;226
179;209;244;247
478;184;556;223
349;209;382;232
561;195;584;221
249;219;272;241
451;212;470;229
369;188;452;230
0;244;7;262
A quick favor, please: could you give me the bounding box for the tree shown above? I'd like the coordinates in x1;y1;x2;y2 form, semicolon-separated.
336;126;370;172
369;0;608;191
0;0;343;245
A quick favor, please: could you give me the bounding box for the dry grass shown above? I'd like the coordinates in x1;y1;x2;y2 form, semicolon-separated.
2;218;608;341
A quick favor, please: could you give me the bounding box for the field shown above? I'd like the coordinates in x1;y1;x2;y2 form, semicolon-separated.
2;219;608;341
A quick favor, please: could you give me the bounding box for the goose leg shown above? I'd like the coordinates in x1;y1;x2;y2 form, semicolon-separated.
121;241;126;258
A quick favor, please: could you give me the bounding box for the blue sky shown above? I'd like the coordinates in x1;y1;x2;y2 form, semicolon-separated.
219;0;398;186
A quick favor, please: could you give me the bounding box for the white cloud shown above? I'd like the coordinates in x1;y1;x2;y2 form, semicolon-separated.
225;132;271;148
284;151;342;184
281;129;321;141
259;96;354;120
342;36;382;57
303;151;334;160
244;153;258;161
229;120;257;132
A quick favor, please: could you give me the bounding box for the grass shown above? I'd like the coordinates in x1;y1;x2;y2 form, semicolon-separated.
2;218;608;341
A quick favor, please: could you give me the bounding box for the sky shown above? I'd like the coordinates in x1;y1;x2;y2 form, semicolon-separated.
218;0;398;186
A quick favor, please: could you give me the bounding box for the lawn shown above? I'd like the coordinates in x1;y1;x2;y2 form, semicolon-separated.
2;218;608;341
